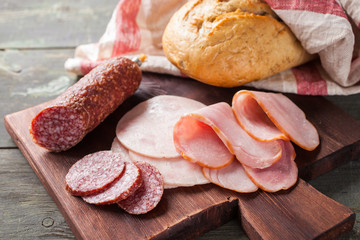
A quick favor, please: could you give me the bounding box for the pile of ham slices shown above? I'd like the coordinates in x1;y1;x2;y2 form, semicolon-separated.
114;90;319;193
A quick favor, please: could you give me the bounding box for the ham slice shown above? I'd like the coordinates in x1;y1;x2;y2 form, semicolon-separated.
243;140;298;192
232;90;320;150
112;137;209;189
129;150;210;188
110;137;132;162
116;95;205;158
173;116;234;168
175;102;283;169
203;160;258;193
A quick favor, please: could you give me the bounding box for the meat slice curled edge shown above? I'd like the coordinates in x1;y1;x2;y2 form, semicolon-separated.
174;102;283;169
203;160;258;193
243;140;298;192
232;90;320;151
173;115;234;169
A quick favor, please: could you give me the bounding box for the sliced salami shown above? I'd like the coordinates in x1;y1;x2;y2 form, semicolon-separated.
116;95;205;158
30;57;142;152
65;151;125;196
82;161;142;205
118;161;164;215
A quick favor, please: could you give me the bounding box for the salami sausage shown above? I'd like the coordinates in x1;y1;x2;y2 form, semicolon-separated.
65;151;126;196
117;161;164;215
82;161;142;205
30;56;142;152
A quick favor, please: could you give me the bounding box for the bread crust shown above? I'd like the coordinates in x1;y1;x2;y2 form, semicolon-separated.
162;0;314;87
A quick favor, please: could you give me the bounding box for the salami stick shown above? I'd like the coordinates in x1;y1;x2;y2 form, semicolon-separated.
30;57;142;152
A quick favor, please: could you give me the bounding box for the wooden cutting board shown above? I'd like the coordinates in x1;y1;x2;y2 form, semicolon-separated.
4;73;360;240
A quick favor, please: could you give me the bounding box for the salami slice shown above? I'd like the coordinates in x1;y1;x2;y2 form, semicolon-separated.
82;161;142;205
65;151;125;196
30;57;142;152
118;161;164;215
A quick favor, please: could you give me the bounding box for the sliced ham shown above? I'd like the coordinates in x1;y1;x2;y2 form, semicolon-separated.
232;90;320;150
110;137;132;162
112;137;209;188
243;140;298;192
176;102;283;169
173;116;234;168
116;95;205;158
128;150;210;188
203;160;258;193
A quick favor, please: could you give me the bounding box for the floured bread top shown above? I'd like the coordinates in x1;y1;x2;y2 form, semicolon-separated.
162;0;314;87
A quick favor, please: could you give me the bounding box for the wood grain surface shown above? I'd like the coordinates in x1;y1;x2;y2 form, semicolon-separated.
4;73;360;239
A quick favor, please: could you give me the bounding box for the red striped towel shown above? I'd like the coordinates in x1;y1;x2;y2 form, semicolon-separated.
64;0;360;95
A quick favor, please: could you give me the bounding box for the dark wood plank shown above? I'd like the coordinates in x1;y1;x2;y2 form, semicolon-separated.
0;149;74;240
0;0;118;48
309;159;360;239
4;74;359;239
325;95;360;122
0;49;77;147
237;181;355;240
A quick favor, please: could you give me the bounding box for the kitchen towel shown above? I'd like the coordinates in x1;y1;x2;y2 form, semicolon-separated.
64;0;360;95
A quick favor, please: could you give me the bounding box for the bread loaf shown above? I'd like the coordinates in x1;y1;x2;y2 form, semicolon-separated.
162;0;314;87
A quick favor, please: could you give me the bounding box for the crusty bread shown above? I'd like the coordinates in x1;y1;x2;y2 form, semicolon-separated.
162;0;314;87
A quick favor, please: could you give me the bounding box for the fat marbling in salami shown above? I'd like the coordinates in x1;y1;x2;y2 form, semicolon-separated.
118;161;164;215
82;161;142;205
65;151;125;196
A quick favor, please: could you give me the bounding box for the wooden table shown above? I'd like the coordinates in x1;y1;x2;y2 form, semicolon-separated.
1;1;359;239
